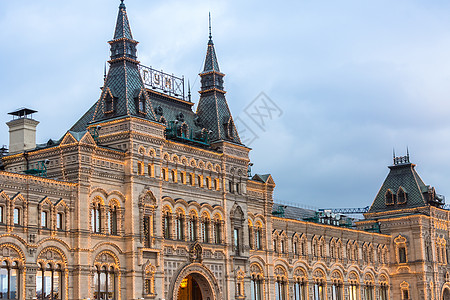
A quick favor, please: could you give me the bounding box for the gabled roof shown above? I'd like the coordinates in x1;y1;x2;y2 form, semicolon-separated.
368;162;429;213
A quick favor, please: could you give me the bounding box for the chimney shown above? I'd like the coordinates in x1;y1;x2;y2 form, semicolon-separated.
6;108;39;154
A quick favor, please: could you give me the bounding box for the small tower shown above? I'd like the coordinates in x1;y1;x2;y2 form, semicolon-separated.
6;108;39;154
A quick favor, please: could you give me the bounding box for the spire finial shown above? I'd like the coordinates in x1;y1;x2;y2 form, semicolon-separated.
104;62;108;82
119;0;125;9
209;12;212;40
188;80;192;102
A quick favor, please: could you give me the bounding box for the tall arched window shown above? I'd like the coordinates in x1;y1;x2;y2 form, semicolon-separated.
176;212;184;241
275;266;288;300
313;269;326;300
213;215;222;244
294;268;307;300
0;260;19;299
250;263;264;300
201;214;210;243
36;263;62;300
108;205;118;235
163;210;171;239
41;211;48;229
189;214;198;242
91;202;102;233
348;272;359;300
93;265;116;300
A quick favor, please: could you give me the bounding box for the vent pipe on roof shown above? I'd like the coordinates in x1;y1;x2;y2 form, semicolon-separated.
6;108;39;154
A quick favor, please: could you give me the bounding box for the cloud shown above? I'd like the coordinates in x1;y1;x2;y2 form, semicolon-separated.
2;0;450;211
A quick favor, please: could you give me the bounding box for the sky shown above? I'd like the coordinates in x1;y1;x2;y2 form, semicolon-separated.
2;0;450;210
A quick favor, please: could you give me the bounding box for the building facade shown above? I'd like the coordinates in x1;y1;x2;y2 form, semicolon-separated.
0;2;449;300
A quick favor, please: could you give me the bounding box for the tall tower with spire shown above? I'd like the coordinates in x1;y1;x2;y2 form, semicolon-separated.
71;0;154;131
196;15;241;145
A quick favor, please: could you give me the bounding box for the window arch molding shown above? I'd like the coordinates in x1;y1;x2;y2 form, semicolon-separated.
250;262;264;300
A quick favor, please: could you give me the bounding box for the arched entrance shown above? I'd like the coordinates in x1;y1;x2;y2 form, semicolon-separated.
177;275;203;300
169;263;222;300
443;287;450;300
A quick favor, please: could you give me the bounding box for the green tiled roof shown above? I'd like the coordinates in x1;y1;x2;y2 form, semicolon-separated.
368;163;429;213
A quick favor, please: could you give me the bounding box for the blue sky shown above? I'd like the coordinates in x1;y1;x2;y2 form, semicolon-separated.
2;0;450;209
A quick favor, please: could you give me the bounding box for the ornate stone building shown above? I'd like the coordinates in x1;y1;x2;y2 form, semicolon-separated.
0;1;449;300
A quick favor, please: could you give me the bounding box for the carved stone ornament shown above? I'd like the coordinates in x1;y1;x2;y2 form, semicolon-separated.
189;242;203;263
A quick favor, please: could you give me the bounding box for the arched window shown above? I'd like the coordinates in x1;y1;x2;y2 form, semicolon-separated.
189;214;198;242
294;268;307;300
171;170;177;183
331;270;343;300
91;202;102;233
275;266;288;300
108;205;118;235
213;216;222;244
348;272;359;300
93;265;116;300
379;275;389;300
163;210;171;239
201;214;210;243
0;260;19;299
364;274;375;300
385;189;395;205
176;212;184;241
36;263;62;300
397;187;407;204
256;225;263;250
250;264;264;300
144;264;156;296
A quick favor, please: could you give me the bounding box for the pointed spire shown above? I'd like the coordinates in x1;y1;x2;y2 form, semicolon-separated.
188;80;192;102
114;0;133;40
202;13;220;73
209;12;212;41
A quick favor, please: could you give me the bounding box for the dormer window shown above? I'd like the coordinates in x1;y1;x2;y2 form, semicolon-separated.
104;91;115;114
135;92;146;114
397;187;407;204
385;189;395;205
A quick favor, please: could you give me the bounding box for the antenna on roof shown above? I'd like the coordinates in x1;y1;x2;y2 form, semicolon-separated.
393;148;396;160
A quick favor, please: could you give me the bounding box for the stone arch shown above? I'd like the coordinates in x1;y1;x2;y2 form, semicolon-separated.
442;283;450;300
169;263;222;300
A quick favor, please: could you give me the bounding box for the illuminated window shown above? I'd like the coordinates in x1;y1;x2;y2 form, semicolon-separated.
214;178;220;190
1;260;19;299
36;263;62;300
148;164;154;177
171;170;177;182
137;162;144;175
93;266;115;300
197;175;203;187
349;283;358;300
